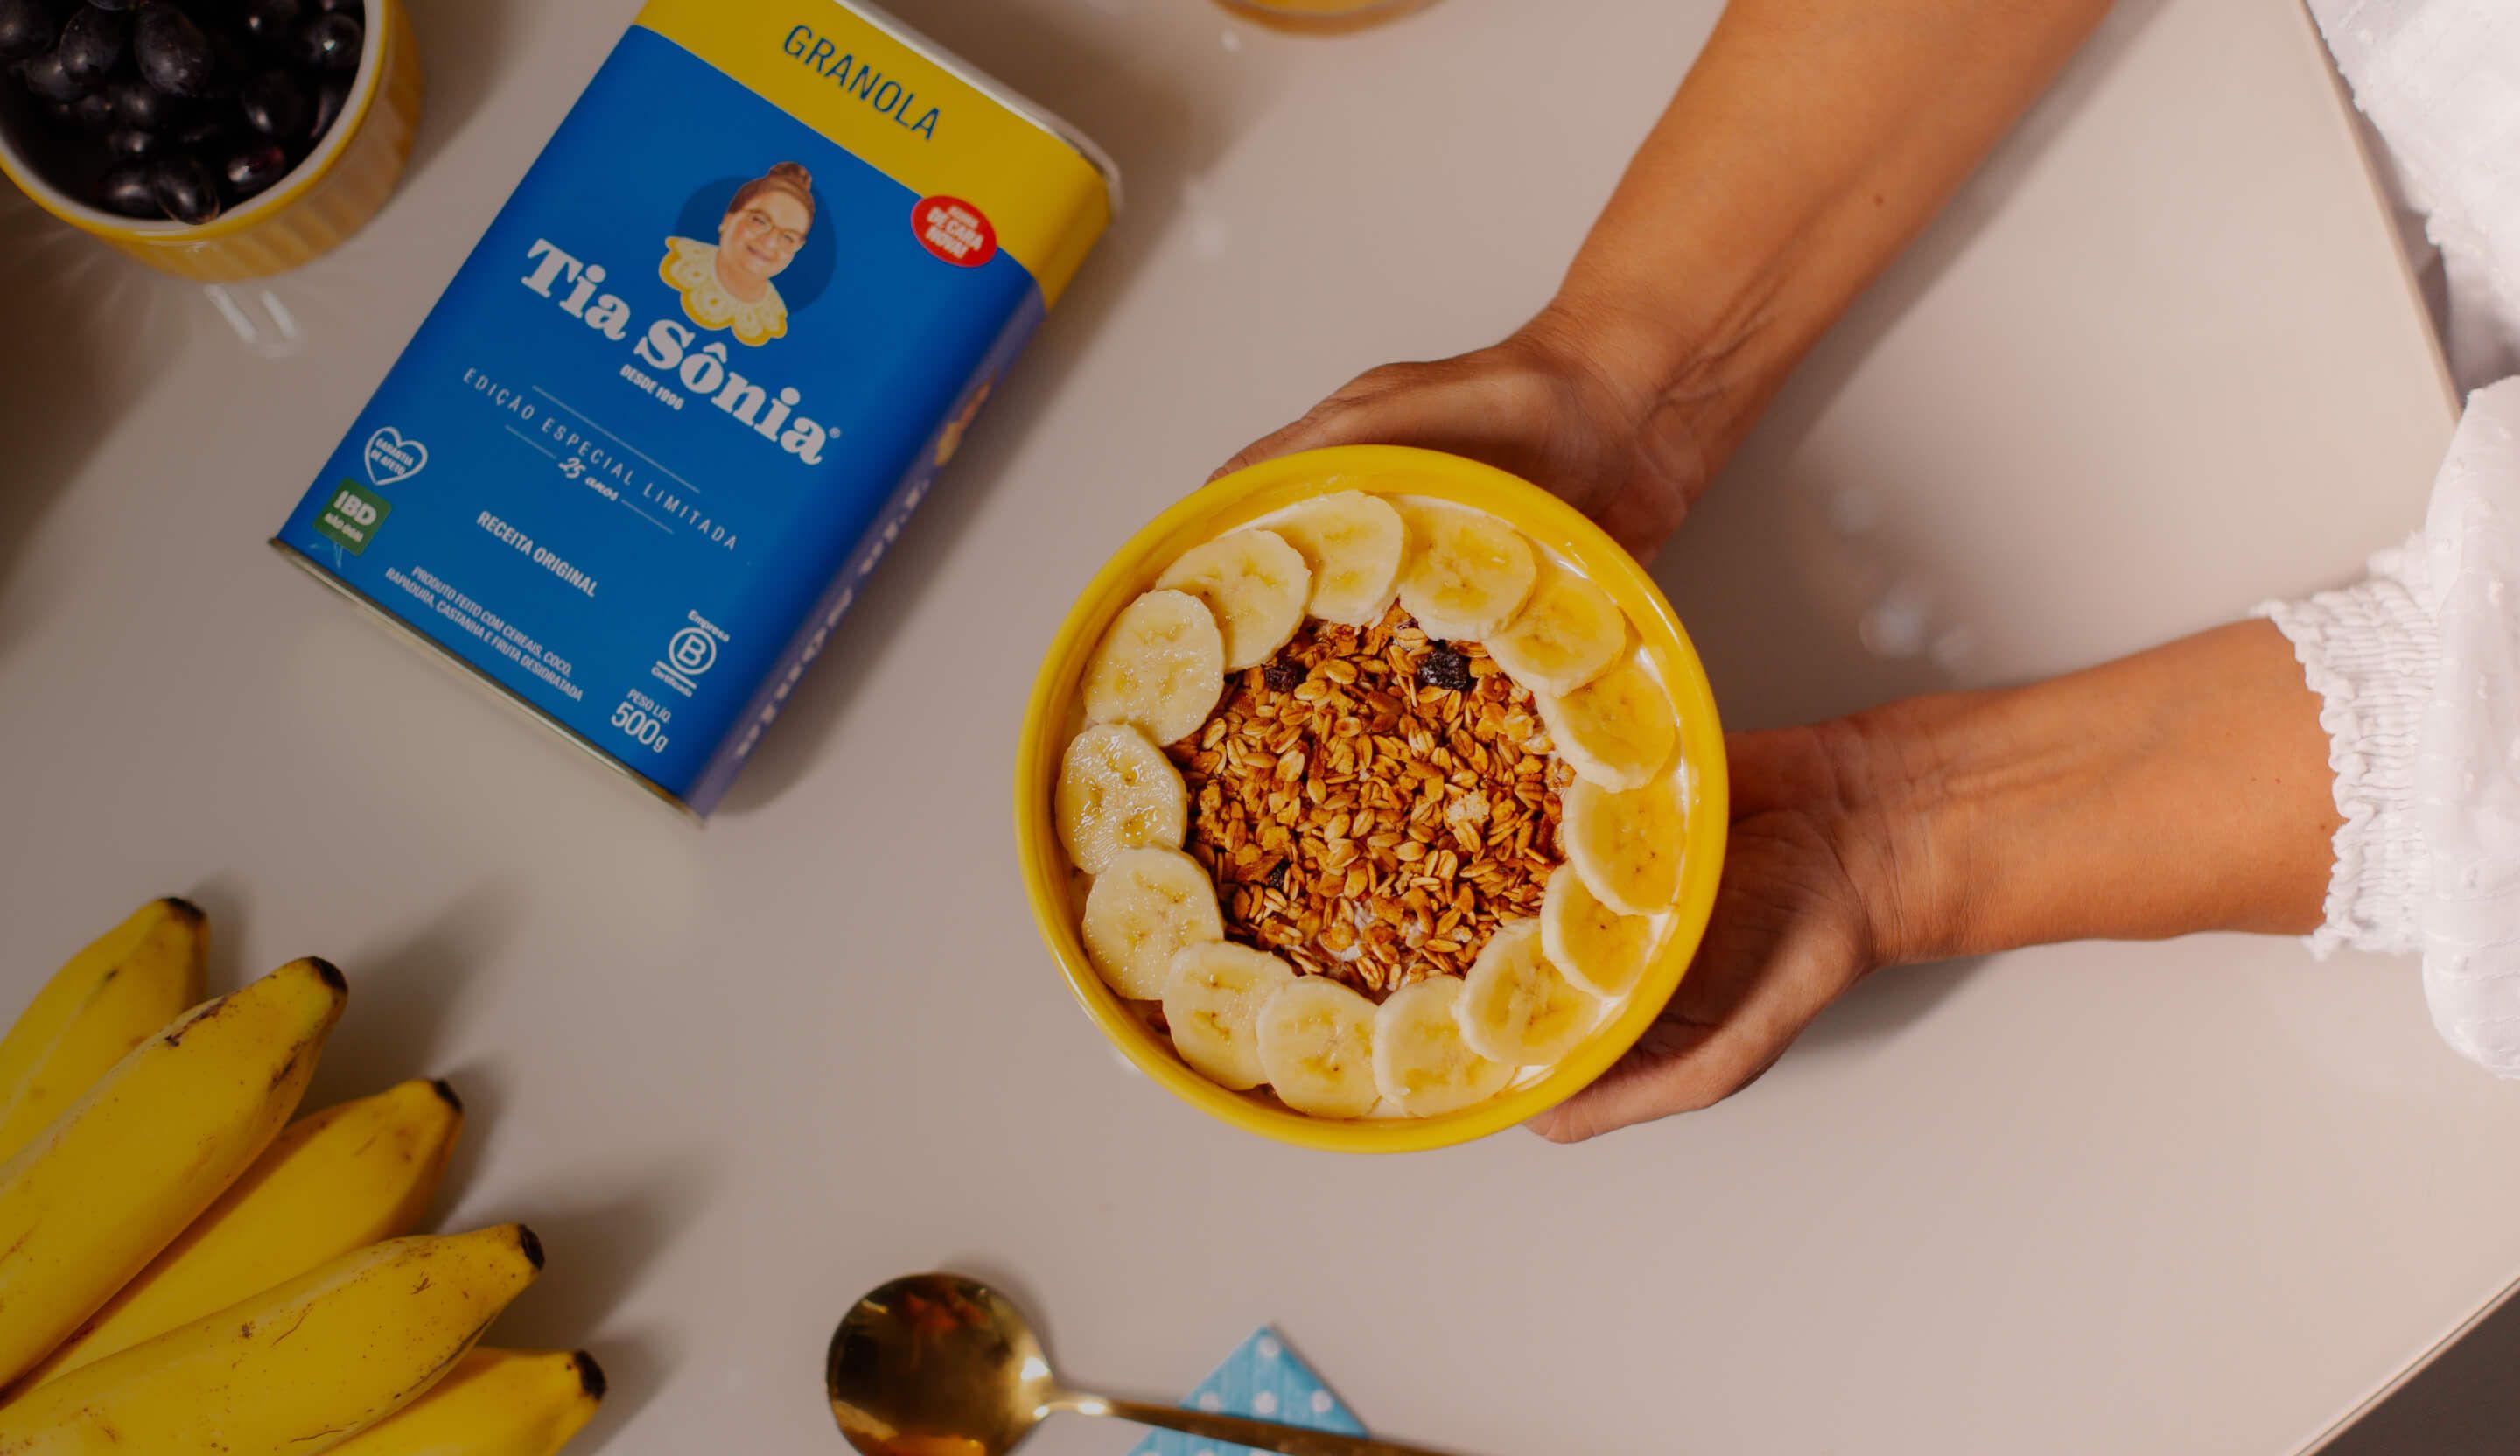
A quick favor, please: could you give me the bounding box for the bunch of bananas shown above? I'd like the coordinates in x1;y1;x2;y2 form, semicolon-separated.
0;899;606;1456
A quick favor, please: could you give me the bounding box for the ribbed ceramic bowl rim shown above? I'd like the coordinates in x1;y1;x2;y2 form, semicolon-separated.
1222;0;1427;18
1015;444;1730;1154
0;0;389;242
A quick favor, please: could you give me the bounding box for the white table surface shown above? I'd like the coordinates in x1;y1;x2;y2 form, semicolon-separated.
0;0;2488;1452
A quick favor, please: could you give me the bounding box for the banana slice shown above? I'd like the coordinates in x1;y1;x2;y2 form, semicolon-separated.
1082;590;1226;746
1488;564;1626;696
1560;774;1689;916
1534;660;1676;790
1269;492;1406;627
1163;943;1297;1091
1082;848;1225;1000
1455;919;1600;1067
1155;530;1311;671
1256;977;1382;1118
1372;976;1516;1117
1396;504;1537;640
1055;724;1189;875
1540;863;1657;998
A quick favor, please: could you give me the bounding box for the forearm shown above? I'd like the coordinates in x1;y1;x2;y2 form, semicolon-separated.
1545;0;2115;458
1843;620;2341;962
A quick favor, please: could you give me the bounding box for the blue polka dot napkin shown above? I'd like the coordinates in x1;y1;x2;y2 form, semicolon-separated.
1125;1327;1368;1456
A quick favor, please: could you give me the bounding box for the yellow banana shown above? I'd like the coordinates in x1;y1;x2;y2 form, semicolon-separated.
0;1224;545;1456
0;898;207;1161
0;957;346;1387
326;1348;606;1456
21;1077;463;1388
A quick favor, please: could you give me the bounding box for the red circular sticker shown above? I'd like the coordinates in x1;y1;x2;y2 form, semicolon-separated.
912;196;998;268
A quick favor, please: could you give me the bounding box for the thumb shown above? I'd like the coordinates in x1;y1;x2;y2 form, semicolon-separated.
1209;361;1498;481
1528;1020;1768;1143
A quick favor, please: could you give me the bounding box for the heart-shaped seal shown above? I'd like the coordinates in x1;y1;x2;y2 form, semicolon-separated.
364;427;428;489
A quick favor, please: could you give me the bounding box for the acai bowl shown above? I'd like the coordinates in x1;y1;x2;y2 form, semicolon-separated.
1017;445;1726;1153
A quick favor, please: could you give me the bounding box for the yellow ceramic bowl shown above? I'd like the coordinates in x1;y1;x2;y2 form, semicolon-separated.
1017;445;1729;1153
1215;0;1438;33
0;0;422;281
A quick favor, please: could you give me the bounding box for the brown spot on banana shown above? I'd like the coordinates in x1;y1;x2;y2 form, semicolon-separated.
268;1046;309;1092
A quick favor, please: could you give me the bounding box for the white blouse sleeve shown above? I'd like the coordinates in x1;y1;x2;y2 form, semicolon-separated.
2259;377;2520;1073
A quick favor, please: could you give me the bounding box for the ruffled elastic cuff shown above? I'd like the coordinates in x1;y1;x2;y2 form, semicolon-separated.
2255;570;2439;956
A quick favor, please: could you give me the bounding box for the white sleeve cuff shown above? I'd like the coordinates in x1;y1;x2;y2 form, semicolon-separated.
2412;381;2520;1074
2263;377;2520;1078
2256;560;2438;957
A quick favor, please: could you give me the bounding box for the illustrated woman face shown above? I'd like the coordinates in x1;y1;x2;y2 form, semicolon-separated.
716;190;811;299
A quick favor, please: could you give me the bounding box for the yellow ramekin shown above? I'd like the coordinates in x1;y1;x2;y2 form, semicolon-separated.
0;0;422;281
1214;0;1438;33
1017;444;1730;1153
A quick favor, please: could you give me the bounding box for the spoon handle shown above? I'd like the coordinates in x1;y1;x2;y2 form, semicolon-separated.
1079;1394;1462;1456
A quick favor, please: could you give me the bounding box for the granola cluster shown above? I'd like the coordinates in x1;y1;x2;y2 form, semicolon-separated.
1166;605;1570;998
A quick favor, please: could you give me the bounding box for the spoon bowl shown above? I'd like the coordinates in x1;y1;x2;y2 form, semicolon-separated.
828;1272;1460;1456
827;1274;1053;1456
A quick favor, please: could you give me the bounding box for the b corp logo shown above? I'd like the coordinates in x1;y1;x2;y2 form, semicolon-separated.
654;624;721;697
667;626;717;677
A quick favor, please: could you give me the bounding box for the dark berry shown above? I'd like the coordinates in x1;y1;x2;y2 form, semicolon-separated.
200;24;245;93
104;122;162;157
107;74;178;126
0;0;58;63
304;69;343;136
170;104;228;147
149;150;218;220
86;0;141;10
1417;645;1474;693
238;0;296;43
56;4;128;84
20;49;90;101
94;159;158;214
220;137;284;196
311;0;357;12
67;87;116;129
234;65;300;133
289;9;351;69
1262;659;1306;694
133;2;216;95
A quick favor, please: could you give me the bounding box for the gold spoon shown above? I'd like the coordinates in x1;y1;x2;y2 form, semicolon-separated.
827;1272;1461;1456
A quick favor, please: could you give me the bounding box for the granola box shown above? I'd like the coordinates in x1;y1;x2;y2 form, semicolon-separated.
272;0;1116;815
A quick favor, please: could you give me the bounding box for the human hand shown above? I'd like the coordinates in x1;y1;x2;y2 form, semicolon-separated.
1214;308;1733;564
1530;620;2343;1142
1530;716;1946;1143
1215;0;2118;563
